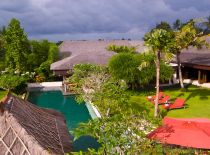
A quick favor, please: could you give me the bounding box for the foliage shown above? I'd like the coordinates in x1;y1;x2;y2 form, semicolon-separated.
196;15;210;35
35;74;45;83
138;53;173;85
0;74;27;92
4;18;30;72
68;64;129;116
109;52;173;89
67;64;105;94
48;43;59;62
155;21;172;32
27;40;49;71
87;78;129;116
172;20;201;52
72;114;160;155
36;61;51;80
173;19;183;30
68;64;103;84
29;41;59;80
107;44;137;53
108;53;141;88
144;29;175;54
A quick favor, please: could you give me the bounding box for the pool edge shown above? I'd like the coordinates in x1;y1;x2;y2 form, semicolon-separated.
85;101;101;119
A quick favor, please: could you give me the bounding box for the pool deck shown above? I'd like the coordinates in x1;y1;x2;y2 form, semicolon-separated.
27;82;62;91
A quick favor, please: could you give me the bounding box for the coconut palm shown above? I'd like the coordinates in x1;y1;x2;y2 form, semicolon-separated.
144;29;174;117
172;20;208;88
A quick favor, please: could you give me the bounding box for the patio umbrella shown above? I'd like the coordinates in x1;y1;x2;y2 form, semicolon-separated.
147;117;210;149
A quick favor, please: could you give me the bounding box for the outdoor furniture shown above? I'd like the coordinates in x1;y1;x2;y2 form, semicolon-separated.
162;98;185;110
147;92;165;102
147;92;170;105
158;95;170;104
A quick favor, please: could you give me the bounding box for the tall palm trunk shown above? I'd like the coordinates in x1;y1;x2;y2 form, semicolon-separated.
177;52;184;88
154;51;160;117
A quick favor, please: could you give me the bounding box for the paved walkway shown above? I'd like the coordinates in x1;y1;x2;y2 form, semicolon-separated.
27;82;62;91
192;80;210;88
183;79;210;88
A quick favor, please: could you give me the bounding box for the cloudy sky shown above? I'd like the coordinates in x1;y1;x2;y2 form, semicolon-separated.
0;0;210;41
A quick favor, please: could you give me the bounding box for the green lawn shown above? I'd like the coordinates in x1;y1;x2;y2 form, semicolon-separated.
134;85;210;118
0;90;7;100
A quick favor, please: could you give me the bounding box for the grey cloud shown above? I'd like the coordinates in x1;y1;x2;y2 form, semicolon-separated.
0;0;32;13
164;0;210;12
0;0;210;41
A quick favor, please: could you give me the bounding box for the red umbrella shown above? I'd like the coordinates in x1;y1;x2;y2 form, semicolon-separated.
147;117;210;149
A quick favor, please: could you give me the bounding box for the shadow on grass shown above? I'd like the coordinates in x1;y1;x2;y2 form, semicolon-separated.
160;84;209;103
130;84;210;118
183;86;209;102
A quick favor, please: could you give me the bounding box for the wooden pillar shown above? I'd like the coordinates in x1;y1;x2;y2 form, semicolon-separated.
204;71;207;83
64;83;67;92
63;76;67;92
198;70;201;84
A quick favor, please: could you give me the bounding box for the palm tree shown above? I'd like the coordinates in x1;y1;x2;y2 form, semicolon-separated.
173;20;207;88
144;29;174;117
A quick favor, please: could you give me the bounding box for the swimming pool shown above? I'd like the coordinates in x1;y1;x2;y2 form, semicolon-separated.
28;90;99;151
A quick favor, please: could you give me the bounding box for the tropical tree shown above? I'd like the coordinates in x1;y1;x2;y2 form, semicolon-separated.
155;21;172;32
108;53;141;89
196;15;210;35
0;74;27;93
4;18;30;72
109;53;173;89
173;19;183;30
144;29;174;117
107;44;137;53
28;40;59;79
172;20;207;88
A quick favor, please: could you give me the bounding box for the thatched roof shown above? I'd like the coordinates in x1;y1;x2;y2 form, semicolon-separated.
51;39;210;75
0;93;72;155
50;40;145;75
179;52;210;67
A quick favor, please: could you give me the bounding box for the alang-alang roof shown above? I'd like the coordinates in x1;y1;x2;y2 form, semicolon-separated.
50;40;146;75
0;93;72;155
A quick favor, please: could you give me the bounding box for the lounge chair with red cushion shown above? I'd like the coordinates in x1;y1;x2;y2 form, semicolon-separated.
147;92;165;102
162;98;185;110
158;95;170;104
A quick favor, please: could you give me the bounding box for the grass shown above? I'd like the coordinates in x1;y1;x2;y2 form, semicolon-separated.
133;85;210;118
0;90;7;100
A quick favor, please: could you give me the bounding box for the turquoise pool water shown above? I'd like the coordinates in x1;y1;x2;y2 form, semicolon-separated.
28;90;99;151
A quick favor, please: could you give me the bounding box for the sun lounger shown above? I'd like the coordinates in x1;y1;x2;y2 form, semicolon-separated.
147;92;165;101
147;92;170;104
162;98;185;110
158;95;170;104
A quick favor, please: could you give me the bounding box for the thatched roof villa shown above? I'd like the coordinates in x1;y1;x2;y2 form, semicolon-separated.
0;93;72;155
51;39;210;84
50;40;145;76
175;37;210;84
